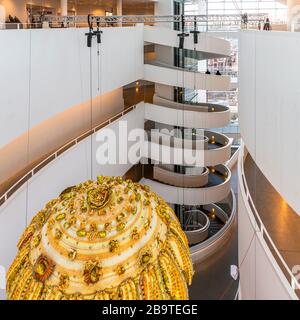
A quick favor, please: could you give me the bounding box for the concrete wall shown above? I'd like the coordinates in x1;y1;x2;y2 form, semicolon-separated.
238;149;297;300
0;88;124;185
239;30;300;216
0;25;144;149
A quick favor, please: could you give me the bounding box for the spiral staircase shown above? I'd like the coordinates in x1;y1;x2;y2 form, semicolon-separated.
141;25;234;248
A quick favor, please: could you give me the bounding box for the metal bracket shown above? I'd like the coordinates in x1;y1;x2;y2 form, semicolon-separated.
85;15;103;48
177;14;189;49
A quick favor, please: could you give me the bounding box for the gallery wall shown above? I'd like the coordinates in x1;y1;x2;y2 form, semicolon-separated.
239;30;300;216
0;24;144;150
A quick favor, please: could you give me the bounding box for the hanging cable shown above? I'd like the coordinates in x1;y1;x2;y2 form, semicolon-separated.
190;15;200;45
85;14;94;48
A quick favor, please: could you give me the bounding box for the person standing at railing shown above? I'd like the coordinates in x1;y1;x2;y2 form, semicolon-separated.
258;21;261;30
263;18;271;30
241;13;248;29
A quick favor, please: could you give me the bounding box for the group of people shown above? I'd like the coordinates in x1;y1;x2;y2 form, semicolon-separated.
241;13;271;31
206;70;222;76
259;18;271;31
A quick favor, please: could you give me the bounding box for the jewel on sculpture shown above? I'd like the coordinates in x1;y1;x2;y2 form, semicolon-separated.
117;223;126;231
116;213;125;222
131;228;140;240
140;252;152;265
59;274;70;290
135;193;141;201
88;231;97;241
97;175;104;184
104;223;111;230
144;219;151;230
87;186;111;209
55;213;66;222
77;229;87;237
18;232;33;250
60;186;76;199
64;222;71;229
68;249;77;261
83;261;103;285
116;176;123;184
117;197;124;204
157;205;171;224
33;255;55;282
116;265;126;275
98;231;107;239
109;240;119;252
55;229;62;240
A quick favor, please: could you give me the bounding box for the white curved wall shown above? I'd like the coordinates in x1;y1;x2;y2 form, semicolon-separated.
239;30;300;216
145;101;230;129
0;25;144;149
238;169;297;300
144;25;231;57
141;177;231;206
143;139;232;167
0;88;124;185
144;63;231;92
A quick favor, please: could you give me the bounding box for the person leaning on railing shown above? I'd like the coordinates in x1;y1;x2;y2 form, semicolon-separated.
263;18;271;31
5;14;23;29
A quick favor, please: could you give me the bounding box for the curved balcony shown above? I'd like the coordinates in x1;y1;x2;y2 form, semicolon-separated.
141;164;231;206
144;95;230;129
184;209;211;245
189;190;238;299
145;128;232;167
144;25;231;58
144;61;231;92
153;165;209;188
238;141;300;300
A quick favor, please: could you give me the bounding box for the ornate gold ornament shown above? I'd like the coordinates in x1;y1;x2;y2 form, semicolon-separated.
83;261;103;285
33;255;55;282
87;186;111;209
7;176;194;300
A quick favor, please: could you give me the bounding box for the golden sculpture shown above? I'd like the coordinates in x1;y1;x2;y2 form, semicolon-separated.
7;176;194;300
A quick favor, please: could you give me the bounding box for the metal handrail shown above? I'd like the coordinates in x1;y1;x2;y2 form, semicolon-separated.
238;141;300;297
190;189;236;262
39;14;268;25
0;104;138;209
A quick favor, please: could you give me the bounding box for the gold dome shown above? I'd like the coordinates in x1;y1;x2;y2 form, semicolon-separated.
7;176;194;300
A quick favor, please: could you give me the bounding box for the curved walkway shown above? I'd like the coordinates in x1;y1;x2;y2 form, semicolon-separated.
244;153;300;273
190;165;238;300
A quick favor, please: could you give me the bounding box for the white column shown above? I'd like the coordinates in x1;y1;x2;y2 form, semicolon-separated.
287;0;300;31
154;0;175;100
0;5;5;30
155;0;174;28
61;0;68;16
